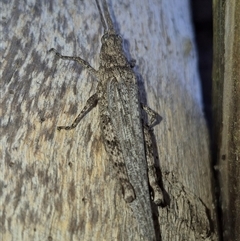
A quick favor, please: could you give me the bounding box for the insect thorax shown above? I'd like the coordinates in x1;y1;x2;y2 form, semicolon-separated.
99;34;130;68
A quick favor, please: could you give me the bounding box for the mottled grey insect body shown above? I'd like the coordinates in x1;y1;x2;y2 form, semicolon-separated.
50;0;163;240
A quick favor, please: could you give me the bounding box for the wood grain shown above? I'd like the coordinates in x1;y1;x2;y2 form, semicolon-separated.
1;0;218;240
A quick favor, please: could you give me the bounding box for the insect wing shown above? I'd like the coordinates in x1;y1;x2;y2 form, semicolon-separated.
107;78;146;181
107;78;156;239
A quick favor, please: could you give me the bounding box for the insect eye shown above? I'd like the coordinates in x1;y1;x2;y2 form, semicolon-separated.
101;34;109;43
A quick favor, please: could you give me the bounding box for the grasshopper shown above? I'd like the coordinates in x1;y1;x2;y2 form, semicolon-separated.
50;0;163;240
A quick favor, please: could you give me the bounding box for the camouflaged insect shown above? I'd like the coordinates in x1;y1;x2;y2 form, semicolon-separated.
49;0;163;240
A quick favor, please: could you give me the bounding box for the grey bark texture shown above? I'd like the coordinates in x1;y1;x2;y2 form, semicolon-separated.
1;0;218;240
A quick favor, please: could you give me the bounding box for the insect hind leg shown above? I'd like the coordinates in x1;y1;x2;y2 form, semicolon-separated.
101;114;135;203
144;125;164;205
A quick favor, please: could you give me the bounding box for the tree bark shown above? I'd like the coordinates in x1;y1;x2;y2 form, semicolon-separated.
1;0;218;240
213;1;240;240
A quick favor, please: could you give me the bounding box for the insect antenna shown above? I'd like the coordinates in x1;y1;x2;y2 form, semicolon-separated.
95;0;116;34
95;0;107;33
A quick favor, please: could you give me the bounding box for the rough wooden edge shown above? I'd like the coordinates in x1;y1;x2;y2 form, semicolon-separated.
213;0;240;240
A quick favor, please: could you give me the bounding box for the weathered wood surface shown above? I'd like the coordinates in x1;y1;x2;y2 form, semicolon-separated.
213;1;240;240
1;0;218;240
